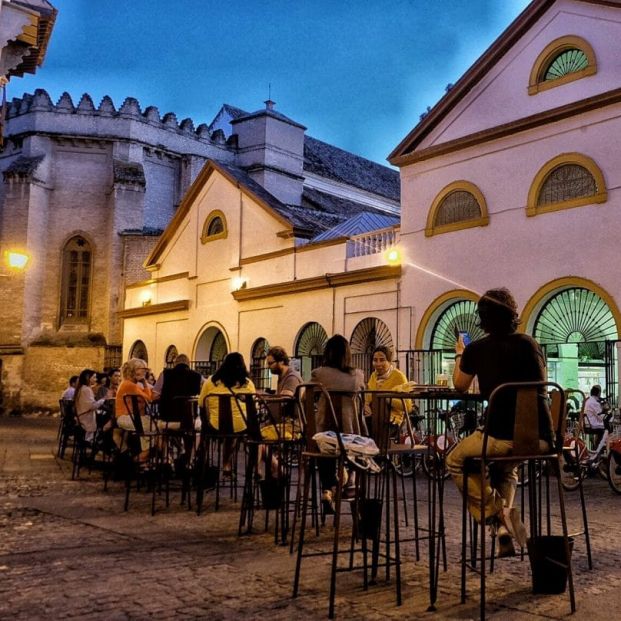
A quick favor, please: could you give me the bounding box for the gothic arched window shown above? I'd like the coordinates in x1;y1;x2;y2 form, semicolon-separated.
60;236;92;324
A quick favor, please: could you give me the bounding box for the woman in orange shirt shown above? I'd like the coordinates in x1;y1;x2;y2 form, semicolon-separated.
115;358;154;456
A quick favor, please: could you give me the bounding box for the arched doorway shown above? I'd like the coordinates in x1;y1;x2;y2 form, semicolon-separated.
294;322;328;380
165;345;178;367
532;287;618;396
129;340;148;363
250;337;270;390
194;326;229;377
350;317;394;380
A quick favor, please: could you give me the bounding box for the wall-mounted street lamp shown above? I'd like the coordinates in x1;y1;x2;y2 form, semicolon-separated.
384;247;401;267
2;249;31;274
231;276;248;291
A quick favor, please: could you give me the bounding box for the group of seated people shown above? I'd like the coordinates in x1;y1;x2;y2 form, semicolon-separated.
59;287;564;556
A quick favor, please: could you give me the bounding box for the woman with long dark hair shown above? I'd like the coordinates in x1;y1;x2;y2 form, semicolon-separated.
311;334;365;511
199;352;256;473
74;368;106;442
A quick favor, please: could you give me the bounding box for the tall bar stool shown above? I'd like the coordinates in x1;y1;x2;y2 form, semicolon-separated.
460;381;575;620
196;393;247;513
156;395;199;509
121;394;162;515
238;393;301;544
292;383;374;619
559;388;592;568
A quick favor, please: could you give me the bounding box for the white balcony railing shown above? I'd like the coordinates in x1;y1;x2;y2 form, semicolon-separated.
346;227;399;258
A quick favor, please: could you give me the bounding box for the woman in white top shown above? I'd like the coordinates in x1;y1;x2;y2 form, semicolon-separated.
74;369;106;442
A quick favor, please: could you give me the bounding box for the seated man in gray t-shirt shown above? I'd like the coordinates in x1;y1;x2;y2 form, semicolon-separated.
266;346;302;397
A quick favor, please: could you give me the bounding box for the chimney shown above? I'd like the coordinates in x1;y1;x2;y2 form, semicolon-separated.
231;101;306;206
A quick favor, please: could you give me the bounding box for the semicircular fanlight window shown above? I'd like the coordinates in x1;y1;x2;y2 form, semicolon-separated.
165;345;178;365
296;322;328;357
435;191;481;227
250;337;270;390
130;340;148;363
544;48;589;81
533;288;617;359
209;331;228;363
251;337;270;360
431;300;484;351
350;317;393;354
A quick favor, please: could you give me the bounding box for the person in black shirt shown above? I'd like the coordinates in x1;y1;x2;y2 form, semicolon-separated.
154;354;203;426
447;288;553;555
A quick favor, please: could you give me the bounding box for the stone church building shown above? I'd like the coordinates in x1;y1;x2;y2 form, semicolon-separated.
0;90;399;412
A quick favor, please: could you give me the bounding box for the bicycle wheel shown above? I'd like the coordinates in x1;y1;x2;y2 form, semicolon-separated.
393;452;414;478
608;452;621;494
421;451;449;480
560;449;584;491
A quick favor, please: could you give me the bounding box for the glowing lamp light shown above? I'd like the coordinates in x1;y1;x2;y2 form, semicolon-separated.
5;250;30;270
140;290;152;307
231;276;248;291
385;247;401;266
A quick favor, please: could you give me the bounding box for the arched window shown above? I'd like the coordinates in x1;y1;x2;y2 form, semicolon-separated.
527;153;607;216
350;317;394;380
294;322;328;380
60;236;92;324
533;288;617;359
430;300;484;351
528;36;596;95
250;337;271;390
425;181;489;237
130;340;148;363
165;345;178;367
201;209;227;243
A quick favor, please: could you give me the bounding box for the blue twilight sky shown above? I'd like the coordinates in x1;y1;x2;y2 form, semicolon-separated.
12;0;532;164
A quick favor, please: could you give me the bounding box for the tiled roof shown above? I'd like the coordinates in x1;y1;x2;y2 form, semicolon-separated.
304;136;399;201
214;104;400;201
302;187;386;217
311;212;399;242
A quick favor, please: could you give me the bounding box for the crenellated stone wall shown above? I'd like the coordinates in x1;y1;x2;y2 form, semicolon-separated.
0;89;238;412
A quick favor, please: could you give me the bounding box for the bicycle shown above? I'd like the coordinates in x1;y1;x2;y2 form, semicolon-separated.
561;410;614;491
392;407;466;480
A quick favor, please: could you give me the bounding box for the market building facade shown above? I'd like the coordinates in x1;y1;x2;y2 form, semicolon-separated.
390;0;621;400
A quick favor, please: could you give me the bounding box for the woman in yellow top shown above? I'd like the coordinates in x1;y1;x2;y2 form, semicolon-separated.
199;352;255;473
365;346;411;426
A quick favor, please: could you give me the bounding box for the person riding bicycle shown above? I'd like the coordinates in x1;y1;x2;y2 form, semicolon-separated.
584;384;610;456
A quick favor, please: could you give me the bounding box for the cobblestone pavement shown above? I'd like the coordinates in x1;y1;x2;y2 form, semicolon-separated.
1;416;621;620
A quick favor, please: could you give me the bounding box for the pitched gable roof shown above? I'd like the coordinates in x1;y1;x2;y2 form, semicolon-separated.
388;0;621;166
144;159;294;269
311;212;399;242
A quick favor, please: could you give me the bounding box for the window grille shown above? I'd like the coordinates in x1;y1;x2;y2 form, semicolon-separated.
250;337;271;390
533;288;617;360
129;340;148;363
430;300;484;351
537;164;597;206
434;191;481;227
60;236;92;323
544;49;588;81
